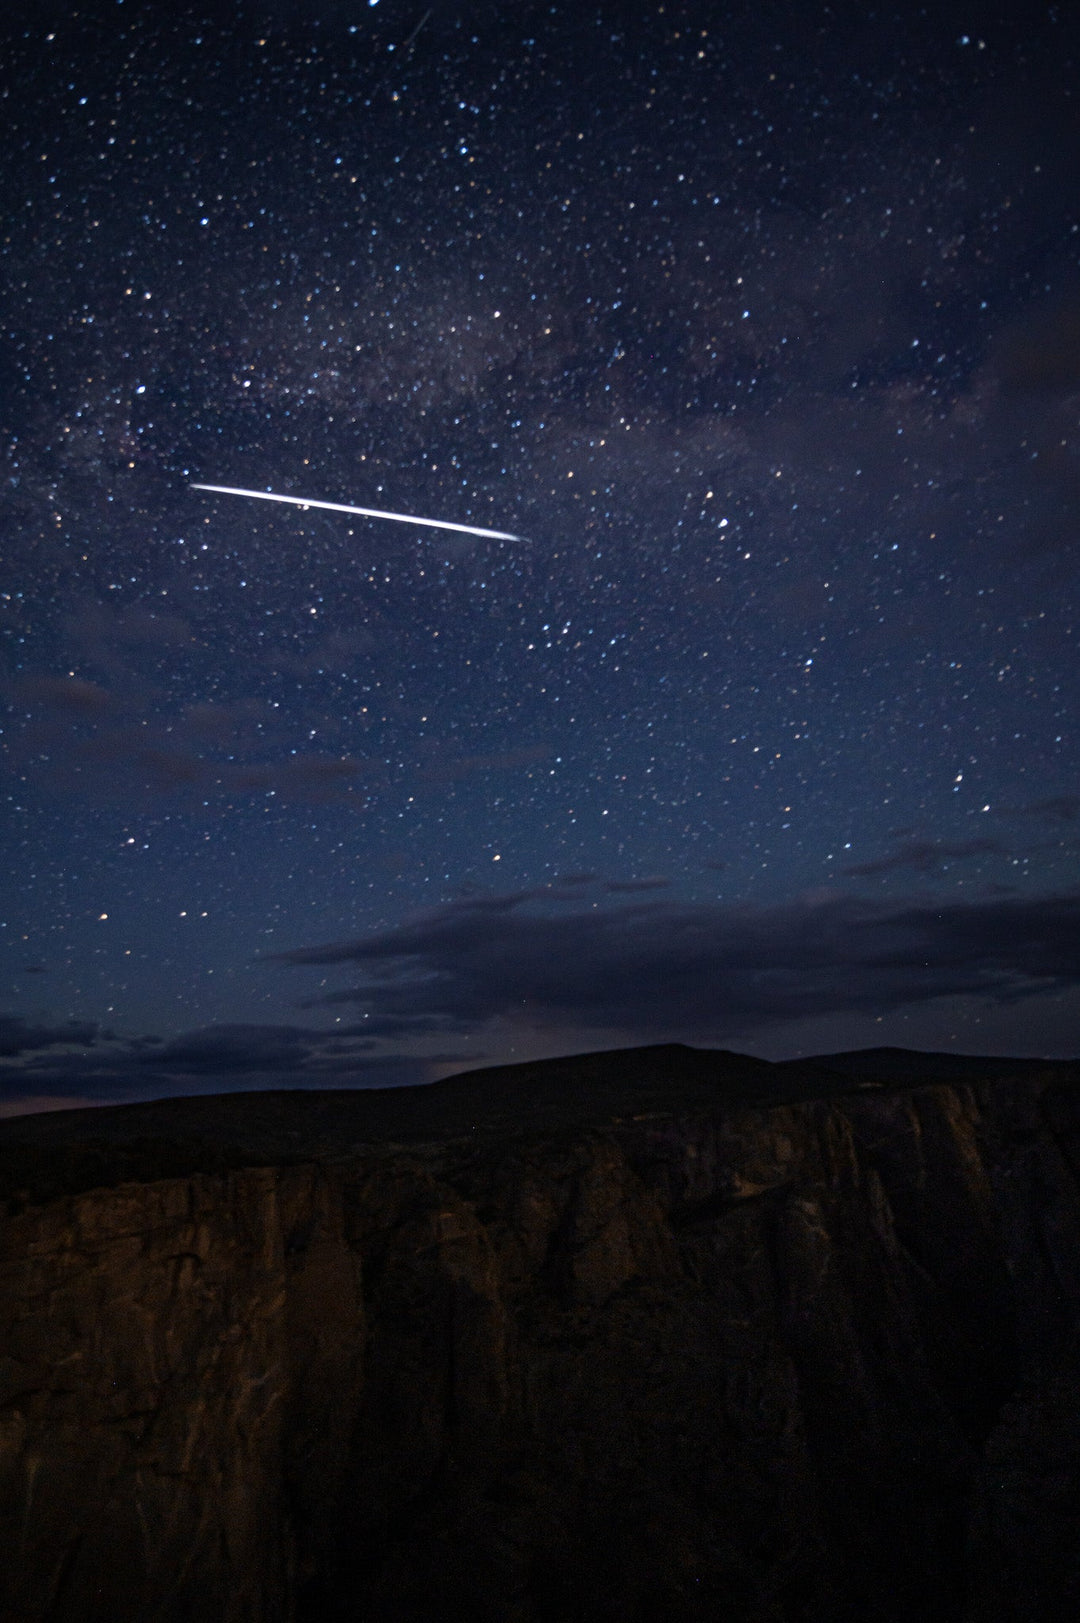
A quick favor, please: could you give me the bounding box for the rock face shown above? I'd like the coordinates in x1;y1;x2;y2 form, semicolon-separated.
1;1045;1079;1622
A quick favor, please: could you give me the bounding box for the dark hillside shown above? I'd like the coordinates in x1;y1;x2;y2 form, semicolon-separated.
2;1045;1079;1621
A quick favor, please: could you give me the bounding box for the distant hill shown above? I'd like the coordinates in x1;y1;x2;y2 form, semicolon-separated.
780;1044;1079;1083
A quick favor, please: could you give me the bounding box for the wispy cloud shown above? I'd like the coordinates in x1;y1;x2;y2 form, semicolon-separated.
840;837;1007;877
1012;796;1080;824
270;886;1080;1043
0;1020;438;1111
0;1015;99;1058
6;674;376;805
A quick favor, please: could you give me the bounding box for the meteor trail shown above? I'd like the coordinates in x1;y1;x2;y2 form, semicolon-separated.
190;483;526;543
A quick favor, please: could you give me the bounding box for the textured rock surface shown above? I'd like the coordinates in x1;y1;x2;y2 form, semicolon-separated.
1;1045;1079;1622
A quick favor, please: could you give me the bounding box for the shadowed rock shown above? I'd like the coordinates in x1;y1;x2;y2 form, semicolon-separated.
1;1043;1079;1621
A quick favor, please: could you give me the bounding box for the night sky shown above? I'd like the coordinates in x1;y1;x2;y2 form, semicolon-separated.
3;0;1080;1114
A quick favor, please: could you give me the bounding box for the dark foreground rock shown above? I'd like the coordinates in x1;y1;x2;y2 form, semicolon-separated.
2;1043;1079;1622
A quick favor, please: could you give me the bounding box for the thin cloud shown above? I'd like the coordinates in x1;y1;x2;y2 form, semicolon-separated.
0;1022;437;1107
11;675;119;718
418;743;550;783
0;1015;98;1058
8;669;377;806
151;1024;318;1074
1012;796;1080;824
15;716;373;806
63;600;196;675
603;877;672;893
270;887;1080;1042
841;837;1007;877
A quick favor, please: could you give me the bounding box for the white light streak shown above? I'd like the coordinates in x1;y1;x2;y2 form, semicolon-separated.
190;483;525;542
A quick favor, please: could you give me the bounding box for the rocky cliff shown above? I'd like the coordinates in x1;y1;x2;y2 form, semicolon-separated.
2;1044;1079;1622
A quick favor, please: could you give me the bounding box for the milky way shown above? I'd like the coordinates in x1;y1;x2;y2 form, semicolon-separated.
2;0;1079;1111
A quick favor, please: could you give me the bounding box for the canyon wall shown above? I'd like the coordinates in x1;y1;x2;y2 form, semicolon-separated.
2;1052;1079;1621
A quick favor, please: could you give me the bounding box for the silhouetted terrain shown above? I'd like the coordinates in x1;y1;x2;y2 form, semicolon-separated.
2;1044;1079;1621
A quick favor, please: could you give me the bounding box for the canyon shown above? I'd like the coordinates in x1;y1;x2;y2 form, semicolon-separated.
1;1043;1078;1621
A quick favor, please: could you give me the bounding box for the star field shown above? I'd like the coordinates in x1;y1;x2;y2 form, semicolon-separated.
3;0;1080;1109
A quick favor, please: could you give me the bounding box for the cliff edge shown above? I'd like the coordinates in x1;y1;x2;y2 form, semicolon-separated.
2;1044;1079;1622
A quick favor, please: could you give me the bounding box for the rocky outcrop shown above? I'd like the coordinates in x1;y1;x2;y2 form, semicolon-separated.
1;1046;1079;1621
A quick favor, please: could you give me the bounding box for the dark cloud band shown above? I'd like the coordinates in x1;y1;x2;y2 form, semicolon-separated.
271;887;1080;1040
